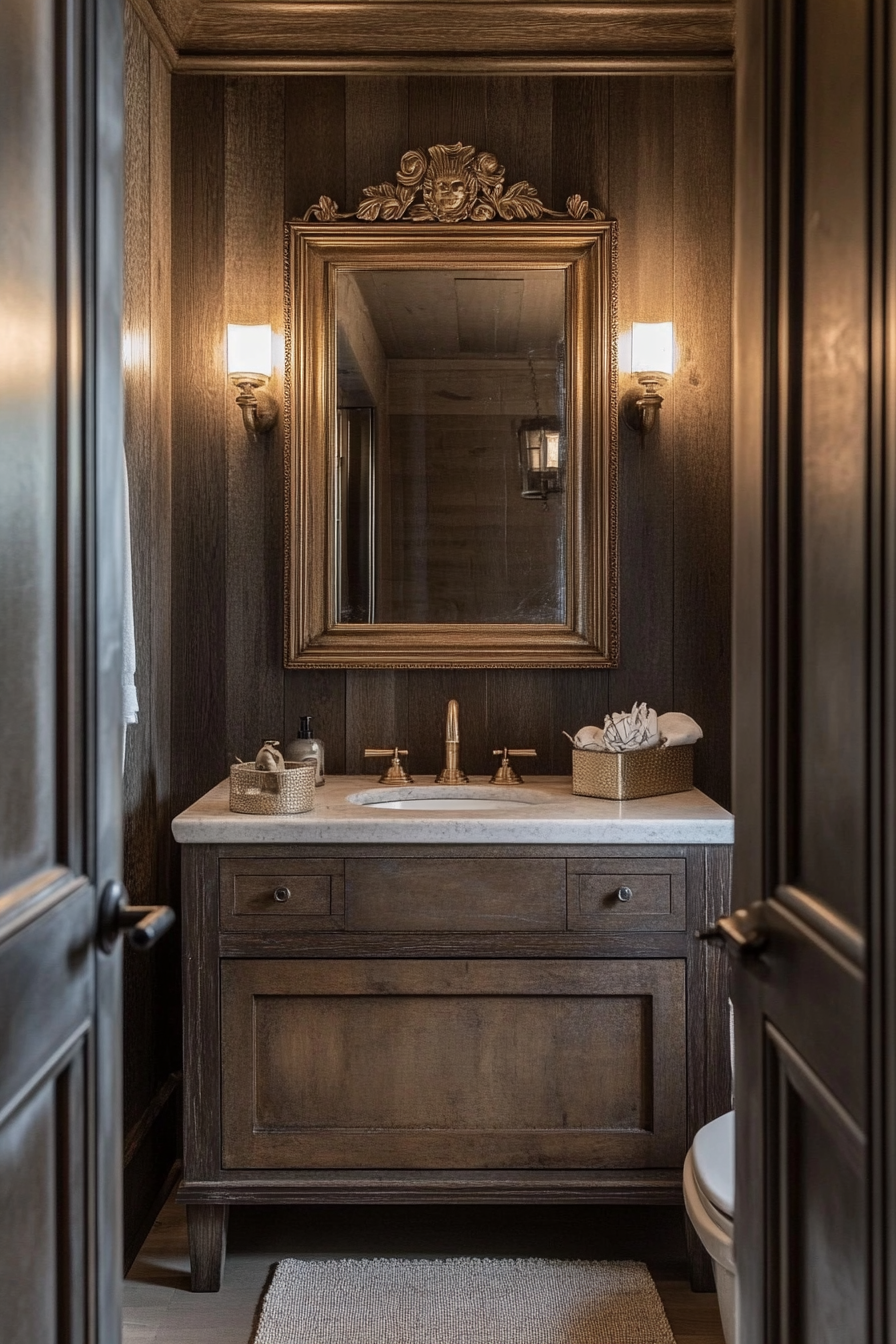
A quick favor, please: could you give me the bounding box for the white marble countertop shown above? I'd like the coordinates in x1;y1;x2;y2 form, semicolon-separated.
171;775;734;845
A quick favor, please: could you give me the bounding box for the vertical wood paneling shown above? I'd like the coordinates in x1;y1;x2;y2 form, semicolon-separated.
549;77;612;770
123;3;177;1264
344;77;408;207
169;73;733;808
149;34;173;910
123;5;157;1173
284;77;346;218
551;78;609;216
672;77;732;807
171;75;227;804
224;78;286;763
123;4;154;927
484;78;553;200
146;36;179;1149
408;77;488;150
608;78;676;720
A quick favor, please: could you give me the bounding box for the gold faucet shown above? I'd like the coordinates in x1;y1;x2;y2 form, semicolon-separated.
435;699;468;784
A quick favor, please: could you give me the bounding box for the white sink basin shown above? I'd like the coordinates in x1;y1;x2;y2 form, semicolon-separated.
347;786;556;812
364;797;513;812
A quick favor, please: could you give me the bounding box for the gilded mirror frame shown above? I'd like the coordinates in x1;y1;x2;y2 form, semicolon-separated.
284;218;617;668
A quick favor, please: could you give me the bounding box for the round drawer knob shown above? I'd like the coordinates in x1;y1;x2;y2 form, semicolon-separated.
273;886;291;903
616;886;634;903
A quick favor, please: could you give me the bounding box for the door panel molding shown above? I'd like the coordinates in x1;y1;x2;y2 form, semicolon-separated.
765;1022;867;1344
774;884;864;969
0;867;86;946
766;1023;866;1164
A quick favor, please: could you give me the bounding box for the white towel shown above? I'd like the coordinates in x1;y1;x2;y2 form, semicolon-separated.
657;711;702;748
122;451;139;733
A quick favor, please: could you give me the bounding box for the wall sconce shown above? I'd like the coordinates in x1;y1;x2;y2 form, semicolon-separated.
621;321;675;437
518;418;562;499
227;323;278;435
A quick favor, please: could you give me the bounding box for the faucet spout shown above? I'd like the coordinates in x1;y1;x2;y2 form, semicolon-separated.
436;698;468;784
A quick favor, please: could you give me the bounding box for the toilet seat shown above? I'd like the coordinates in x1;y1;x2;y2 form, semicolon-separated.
682;1110;735;1275
692;1110;734;1217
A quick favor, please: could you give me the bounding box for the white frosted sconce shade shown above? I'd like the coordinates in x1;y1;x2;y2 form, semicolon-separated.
227;323;277;435
622;321;675;437
227;323;273;379
630;321;676;377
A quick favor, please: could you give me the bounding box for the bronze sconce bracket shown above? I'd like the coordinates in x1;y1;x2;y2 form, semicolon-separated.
621;375;667;437
232;375;279;436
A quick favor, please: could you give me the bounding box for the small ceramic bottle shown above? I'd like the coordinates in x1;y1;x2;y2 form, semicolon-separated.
283;716;325;786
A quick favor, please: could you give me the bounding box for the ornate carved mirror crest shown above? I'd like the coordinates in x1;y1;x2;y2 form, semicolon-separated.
303;141;606;225
285;144;617;669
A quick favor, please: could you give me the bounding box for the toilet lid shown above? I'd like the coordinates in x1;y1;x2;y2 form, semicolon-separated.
691;1110;735;1218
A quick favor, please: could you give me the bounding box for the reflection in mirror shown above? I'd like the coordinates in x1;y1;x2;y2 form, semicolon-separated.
335;268;567;625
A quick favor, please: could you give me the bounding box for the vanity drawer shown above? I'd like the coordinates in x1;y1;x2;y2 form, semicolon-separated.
219;858;345;932
566;859;687;931
344;858;566;932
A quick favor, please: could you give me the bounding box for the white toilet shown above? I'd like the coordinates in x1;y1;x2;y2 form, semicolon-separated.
683;1110;737;1344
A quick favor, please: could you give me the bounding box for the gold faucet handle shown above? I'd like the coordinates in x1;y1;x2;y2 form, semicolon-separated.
490;748;537;785
364;747;413;785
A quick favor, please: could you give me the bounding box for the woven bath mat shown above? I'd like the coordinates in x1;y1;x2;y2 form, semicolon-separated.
252;1257;675;1344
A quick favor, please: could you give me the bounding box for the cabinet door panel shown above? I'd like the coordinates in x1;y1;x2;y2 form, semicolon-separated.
221;959;686;1169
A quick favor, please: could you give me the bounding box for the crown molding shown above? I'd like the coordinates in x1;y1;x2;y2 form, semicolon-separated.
127;0;179;67
130;1;734;73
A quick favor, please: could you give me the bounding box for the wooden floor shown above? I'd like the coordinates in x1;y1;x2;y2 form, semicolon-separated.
125;1195;725;1344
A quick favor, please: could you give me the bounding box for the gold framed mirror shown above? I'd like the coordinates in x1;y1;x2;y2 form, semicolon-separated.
285;147;617;668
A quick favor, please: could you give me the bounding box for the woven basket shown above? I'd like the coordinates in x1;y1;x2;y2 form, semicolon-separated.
229;760;316;815
571;744;694;801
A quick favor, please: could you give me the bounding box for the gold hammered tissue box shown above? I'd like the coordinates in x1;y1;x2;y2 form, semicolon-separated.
571;743;694;801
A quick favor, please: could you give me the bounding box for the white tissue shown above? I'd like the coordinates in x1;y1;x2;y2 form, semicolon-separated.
602;702;661;753
566;705;704;754
657;712;703;748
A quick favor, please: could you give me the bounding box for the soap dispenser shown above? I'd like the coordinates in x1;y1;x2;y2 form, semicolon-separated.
283;716;325;786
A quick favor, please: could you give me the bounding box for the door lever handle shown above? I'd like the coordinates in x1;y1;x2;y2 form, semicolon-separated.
696;901;769;958
98;880;176;954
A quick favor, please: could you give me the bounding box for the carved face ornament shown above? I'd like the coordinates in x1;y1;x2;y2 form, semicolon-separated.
422;144;479;222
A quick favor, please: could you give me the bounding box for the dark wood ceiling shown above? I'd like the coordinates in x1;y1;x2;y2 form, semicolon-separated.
131;0;735;73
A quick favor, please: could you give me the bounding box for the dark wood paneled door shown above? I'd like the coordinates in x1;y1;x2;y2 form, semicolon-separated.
732;1;895;1341
0;0;129;1339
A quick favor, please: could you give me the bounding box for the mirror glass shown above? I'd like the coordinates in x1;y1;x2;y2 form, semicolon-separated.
335;267;567;625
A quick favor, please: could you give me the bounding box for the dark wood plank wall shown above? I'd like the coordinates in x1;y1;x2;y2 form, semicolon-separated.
122;2;181;1267
169;73;732;810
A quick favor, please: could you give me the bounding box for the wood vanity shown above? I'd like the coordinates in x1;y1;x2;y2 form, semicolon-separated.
173;778;732;1291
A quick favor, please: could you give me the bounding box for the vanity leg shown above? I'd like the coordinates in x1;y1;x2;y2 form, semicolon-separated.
685;1214;716;1292
187;1204;229;1292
